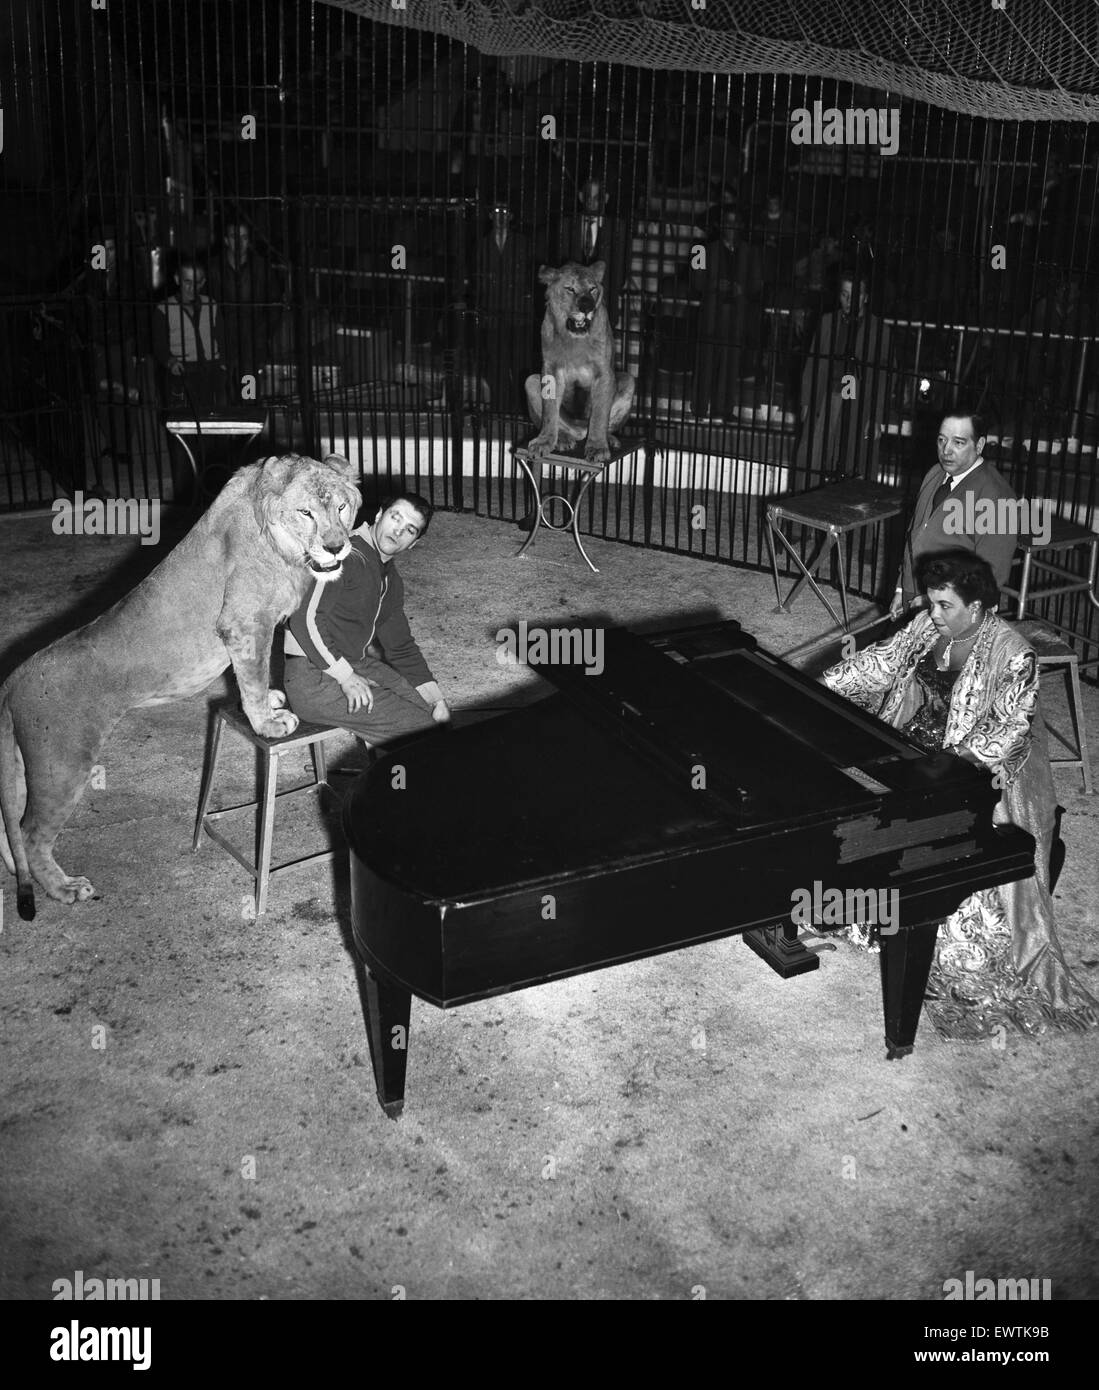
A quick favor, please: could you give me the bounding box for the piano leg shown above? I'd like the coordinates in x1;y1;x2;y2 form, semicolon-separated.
879;921;939;1059
355;960;412;1120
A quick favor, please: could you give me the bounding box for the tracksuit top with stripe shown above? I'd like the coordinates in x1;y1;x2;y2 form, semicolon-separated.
284;530;433;689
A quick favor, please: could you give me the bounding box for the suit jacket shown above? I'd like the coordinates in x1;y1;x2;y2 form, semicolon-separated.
690;239;764;334
898;459;1019;603
474;230;534;318
801;309;892;424
558;212;630;324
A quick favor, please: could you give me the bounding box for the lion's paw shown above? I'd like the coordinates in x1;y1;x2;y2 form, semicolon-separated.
267;689;289;711
255;709;300;739
585;441;611;464
53;875;96;905
528;433;556;459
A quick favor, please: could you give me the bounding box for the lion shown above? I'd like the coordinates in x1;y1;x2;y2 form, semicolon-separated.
0;452;362;920
524;260;635;467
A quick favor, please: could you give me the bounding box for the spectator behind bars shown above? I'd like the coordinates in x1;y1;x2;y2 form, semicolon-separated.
80;222;151;492
793;227;841;335
557;176;630;331
153;256;226;410
473;200;535;412
1019;274;1093;415
755;191;802;295
689;203;763;422
207;220;284;399
796;268;893;477
154;256;227;506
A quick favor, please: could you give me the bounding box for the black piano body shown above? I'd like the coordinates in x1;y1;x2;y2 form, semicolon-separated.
342;620;1035;1117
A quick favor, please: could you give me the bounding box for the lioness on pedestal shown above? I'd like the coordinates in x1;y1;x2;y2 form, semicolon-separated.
524;260;635;470
0;452;362;920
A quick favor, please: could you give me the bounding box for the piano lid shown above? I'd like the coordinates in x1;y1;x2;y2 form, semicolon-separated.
344;621;992;906
535;622;924;824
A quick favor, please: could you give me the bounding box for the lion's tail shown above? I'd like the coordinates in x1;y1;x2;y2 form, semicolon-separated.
0;695;36;921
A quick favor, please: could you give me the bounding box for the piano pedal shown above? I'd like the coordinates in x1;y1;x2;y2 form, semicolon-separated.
743;922;823;978
797;929;839;956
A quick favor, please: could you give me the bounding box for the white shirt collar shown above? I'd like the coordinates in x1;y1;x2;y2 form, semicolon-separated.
945;459;984;489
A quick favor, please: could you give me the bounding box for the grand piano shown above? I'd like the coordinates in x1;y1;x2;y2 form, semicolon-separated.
342;619;1035;1118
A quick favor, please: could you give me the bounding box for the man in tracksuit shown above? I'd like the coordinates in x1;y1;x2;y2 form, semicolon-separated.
283;493;450;743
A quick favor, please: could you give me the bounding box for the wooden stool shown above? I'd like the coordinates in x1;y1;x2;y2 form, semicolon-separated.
193;706;347;915
1014;619;1094;794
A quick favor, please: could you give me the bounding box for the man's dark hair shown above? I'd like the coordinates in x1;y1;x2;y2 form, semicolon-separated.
916;548;1000;609
378;491;434;537
172;253;205;282
942;405;987;443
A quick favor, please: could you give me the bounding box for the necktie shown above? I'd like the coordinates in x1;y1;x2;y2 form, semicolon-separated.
930;475;952;514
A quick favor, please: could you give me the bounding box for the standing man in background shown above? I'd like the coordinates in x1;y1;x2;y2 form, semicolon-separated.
473;200;535;412
796;269;892;476
690;204;763;422
558;176;630;331
891;407;1019;617
207;219;284;398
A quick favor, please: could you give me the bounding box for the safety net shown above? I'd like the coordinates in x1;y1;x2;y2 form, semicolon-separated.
323;0;1099;121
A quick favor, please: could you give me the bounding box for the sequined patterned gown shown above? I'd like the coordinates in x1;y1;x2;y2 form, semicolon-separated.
822;612;1097;1041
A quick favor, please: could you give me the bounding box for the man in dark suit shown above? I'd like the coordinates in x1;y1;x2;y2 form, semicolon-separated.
689;204;764;420
796;269;892;474
891;407;1020;617
558;177;630;330
207;220;284;394
473;201;536;412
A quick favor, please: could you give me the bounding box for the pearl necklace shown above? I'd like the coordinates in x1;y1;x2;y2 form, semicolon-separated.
936;614;985;671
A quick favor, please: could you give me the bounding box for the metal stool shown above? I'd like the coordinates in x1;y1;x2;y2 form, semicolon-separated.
1014;619;1093;794
1002;517;1099;669
512;440;648;574
165;408;268;507
193;706;347;915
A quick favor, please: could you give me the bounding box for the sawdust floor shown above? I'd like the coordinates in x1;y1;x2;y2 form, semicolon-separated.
0;506;1096;1302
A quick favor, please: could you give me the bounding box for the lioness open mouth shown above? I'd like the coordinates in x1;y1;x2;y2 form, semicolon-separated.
308;557;342;573
567;314;592;335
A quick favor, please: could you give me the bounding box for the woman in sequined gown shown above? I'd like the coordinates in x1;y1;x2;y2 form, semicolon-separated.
822;549;1097;1041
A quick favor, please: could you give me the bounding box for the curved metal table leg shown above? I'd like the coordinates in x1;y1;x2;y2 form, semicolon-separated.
168;432;201;499
514;451;543;559
571;470;601;574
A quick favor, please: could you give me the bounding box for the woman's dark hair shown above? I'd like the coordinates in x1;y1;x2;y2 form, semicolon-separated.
916;548;1000;609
